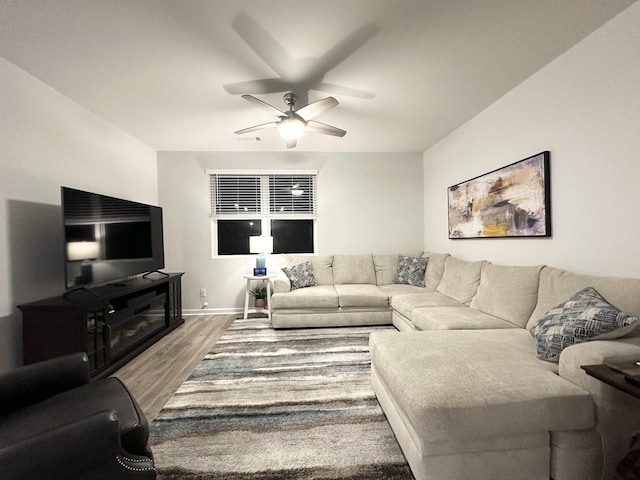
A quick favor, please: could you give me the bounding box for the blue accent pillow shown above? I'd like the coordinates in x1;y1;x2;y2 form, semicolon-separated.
394;255;428;287
281;261;317;290
530;287;639;362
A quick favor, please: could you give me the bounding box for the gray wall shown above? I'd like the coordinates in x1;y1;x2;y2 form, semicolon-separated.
0;57;157;372
157;151;424;313
423;3;640;278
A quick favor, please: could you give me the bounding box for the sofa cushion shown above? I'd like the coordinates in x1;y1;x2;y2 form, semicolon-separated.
334;284;389;308
530;287;639;362
527;267;640;331
470;262;543;328
422;252;449;290
373;254;399;285
411;306;519;331
283;255;334;285
436;256;485;304
391;291;464;319
281;261;317;290
333;254;376;284
378;284;427;298
270;285;339;309
370;329;594;448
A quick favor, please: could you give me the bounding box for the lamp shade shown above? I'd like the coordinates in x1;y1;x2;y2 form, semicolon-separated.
66;241;100;261
278;117;305;140
249;236;273;254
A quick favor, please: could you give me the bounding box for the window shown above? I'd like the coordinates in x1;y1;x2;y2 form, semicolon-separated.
209;171;317;256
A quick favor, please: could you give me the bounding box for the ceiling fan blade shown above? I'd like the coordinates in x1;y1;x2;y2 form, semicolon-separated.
241;95;285;117
224;78;293;95
285;138;297;149
296;97;339;121
314;82;375;100
232;13;295;78
305;120;346;137
234;122;278;135
318;24;380;74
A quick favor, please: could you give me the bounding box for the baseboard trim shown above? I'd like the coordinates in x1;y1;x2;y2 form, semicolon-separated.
182;307;242;316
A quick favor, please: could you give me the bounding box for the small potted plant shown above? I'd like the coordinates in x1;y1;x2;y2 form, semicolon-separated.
249;286;268;309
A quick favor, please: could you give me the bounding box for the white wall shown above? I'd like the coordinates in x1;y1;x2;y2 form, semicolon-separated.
0;57;157;372
423;2;640;278
157;151;424;313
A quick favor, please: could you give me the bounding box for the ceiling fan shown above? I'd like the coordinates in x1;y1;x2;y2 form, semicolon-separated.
234;93;346;148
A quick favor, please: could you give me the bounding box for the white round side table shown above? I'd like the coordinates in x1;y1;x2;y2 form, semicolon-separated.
243;273;275;320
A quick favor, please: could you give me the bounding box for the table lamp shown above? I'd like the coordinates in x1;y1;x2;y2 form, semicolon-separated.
249;236;273;275
66;241;100;284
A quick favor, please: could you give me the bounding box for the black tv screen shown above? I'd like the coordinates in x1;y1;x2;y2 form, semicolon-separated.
61;187;165;290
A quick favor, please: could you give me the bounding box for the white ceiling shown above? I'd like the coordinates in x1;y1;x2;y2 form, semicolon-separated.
0;0;635;153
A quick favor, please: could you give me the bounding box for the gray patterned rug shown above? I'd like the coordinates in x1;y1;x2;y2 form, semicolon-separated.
149;317;414;479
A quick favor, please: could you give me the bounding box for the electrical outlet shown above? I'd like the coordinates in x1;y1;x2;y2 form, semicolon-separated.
200;288;206;297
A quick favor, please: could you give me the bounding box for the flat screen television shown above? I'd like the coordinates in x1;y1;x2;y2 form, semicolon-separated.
61;187;165;290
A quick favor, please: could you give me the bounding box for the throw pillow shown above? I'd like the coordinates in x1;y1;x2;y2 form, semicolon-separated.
394;255;428;287
281;261;317;290
530;287;639;362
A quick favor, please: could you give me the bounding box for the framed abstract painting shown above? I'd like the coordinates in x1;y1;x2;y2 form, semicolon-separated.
448;151;551;239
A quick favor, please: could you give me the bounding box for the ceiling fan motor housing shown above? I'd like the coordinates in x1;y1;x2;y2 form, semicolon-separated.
283;92;298;109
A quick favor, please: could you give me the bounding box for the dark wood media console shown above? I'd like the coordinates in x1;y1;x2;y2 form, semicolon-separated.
19;272;184;379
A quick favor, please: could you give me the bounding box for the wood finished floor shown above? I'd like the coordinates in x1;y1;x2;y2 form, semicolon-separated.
111;314;236;421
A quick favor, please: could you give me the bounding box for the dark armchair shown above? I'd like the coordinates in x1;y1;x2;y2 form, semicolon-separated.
0;352;155;480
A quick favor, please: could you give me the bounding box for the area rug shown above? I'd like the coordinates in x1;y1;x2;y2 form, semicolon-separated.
149;317;414;479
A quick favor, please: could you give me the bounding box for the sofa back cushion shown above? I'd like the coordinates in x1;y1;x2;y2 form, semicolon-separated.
436;256;485;304
283;255;334;285
373;252;422;285
333;254;376;284
527;266;640;331
422;252;449;289
470;262;543;328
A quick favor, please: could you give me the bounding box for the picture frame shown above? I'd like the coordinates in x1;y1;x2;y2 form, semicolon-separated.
448;151;551;239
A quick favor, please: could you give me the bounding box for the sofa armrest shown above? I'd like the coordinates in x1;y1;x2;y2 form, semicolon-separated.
0;410;147;480
273;270;291;293
559;337;640;392
0;352;91;415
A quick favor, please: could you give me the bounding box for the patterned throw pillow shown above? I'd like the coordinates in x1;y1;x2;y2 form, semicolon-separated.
281;261;318;290
530;287;639;362
394;255;428;287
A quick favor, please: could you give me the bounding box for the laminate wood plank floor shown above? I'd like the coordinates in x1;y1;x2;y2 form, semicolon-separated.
112;314;236;420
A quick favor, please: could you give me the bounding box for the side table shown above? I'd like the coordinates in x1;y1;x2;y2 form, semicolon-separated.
581;363;640;400
243;273;275;320
582;362;640;478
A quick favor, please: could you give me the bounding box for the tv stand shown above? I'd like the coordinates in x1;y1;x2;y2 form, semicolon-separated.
19;273;184;379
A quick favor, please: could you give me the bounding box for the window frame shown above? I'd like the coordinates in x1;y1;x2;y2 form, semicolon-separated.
207;170;318;257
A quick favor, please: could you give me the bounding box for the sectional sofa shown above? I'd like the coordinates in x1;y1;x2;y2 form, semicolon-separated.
271;252;640;480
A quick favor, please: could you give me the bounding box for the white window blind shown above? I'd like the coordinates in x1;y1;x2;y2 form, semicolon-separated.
269;174;316;215
211;175;261;215
210;173;316;217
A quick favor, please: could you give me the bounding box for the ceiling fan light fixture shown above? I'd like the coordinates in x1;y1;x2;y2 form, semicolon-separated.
278;117;305;140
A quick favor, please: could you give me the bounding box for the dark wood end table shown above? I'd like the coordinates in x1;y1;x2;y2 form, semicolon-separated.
581;363;640;400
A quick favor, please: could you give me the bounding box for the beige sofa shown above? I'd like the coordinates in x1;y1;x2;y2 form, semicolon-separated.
271;253;434;328
271;252;640;480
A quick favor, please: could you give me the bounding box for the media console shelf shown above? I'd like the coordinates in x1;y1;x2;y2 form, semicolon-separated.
19;272;184;379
